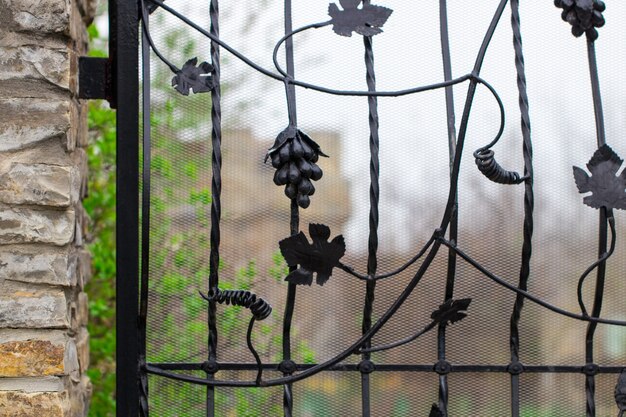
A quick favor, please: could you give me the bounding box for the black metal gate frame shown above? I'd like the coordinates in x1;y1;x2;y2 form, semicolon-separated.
94;0;626;416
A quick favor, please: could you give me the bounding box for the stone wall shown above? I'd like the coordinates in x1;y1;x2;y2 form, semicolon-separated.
0;0;96;415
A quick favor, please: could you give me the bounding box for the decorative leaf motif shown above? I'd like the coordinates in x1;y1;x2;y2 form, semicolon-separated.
615;369;626;413
429;404;444;417
328;1;393;37
573;144;626;210
430;298;472;325
554;0;605;41
278;223;346;286
171;58;213;95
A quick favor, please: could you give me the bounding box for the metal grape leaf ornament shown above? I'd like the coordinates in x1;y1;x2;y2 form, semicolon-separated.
279;223;346;286
171;58;213;95
616;369;626;415
573;144;626;210
328;0;393;37
428;404;444;417
430;298;472;326
266;125;327;209
554;0;605;41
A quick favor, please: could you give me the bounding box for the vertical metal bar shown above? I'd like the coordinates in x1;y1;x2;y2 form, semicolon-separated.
138;7;152;416
207;0;222;415
508;1;533;416
437;1;457;414
361;1;380;413
281;1;298;416
111;0;140;415
584;39;607;417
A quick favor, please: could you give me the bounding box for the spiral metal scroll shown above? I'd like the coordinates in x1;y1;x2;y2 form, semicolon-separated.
137;2;626;416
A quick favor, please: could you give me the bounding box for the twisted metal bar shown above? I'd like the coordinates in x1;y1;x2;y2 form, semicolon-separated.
360;9;380;413
137;0;548;394
508;2;534;416
147;0;480;98
206;1;221;414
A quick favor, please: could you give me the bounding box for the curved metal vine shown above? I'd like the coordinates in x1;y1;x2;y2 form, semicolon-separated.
138;5;626;416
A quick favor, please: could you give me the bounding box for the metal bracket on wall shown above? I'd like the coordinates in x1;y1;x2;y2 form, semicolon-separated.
78;56;114;106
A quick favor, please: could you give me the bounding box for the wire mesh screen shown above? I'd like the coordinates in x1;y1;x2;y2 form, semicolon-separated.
134;1;626;416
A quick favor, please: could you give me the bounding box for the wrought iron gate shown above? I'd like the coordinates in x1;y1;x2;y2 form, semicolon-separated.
81;0;626;415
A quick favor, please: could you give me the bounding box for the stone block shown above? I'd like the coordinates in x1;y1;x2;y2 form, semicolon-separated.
0;99;73;152
1;0;71;34
75;101;88;149
0;163;79;207
0;376;64;392
0;282;69;328
76;0;97;24
73;203;88;247
69;0;88;54
74;328;88;374
0;390;70;417
76;293;88;328
0;206;75;246
0;330;80;377
0;46;76;98
75;249;91;288
71;148;88;199
0;245;77;287
69;375;91;417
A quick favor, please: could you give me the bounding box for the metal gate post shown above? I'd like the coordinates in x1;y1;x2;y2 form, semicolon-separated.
110;0;140;415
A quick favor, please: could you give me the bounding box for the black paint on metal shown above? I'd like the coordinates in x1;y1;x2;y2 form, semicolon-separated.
508;1;533;416
138;4;151;415
93;0;626;414
110;0;139;415
78;57;111;101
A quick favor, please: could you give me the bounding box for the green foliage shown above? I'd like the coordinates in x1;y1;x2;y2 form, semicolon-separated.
84;85;117;416
84;8;319;416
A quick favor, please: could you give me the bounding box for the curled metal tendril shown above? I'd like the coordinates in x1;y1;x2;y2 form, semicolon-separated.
200;288;272;321
474;149;526;185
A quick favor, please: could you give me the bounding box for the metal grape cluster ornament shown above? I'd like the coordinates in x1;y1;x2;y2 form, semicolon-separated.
266;125;327;209
128;0;626;415
554;0;606;40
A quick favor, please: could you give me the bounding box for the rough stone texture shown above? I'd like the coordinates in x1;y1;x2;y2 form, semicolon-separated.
76;293;88;328
0;46;76;99
0;0;71;34
75;249;90;289
0;282;69;328
0;246;77;287
0;99;73;152
0;391;70;417
0;163;79;207
0;206;75;246
0;376;64;392
69;375;90;417
73;203;88;247
0;330;75;378
0;0;95;412
74;329;88;374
